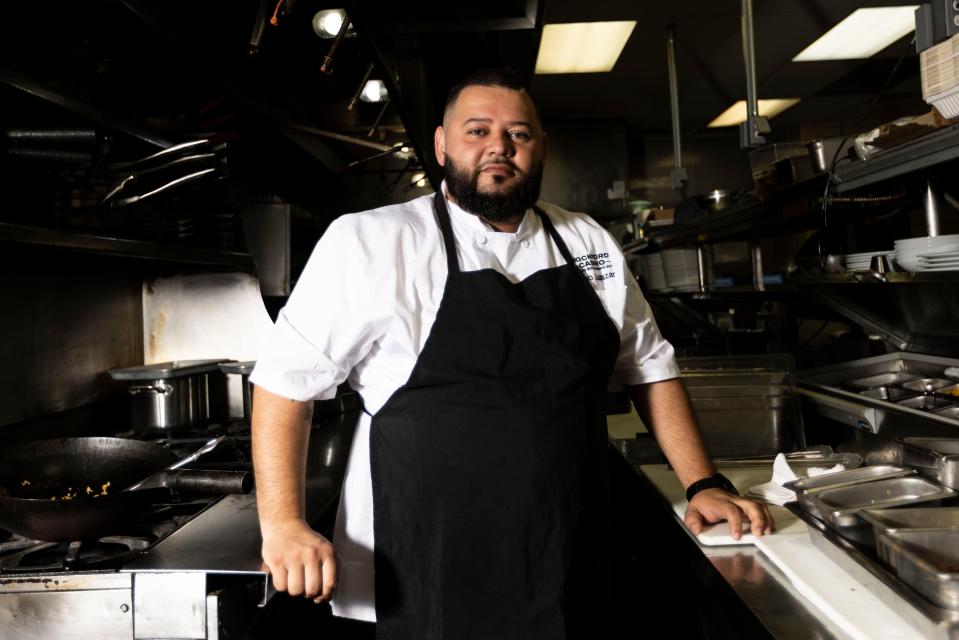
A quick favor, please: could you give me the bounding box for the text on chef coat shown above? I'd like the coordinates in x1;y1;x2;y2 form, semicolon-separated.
574;253;616;282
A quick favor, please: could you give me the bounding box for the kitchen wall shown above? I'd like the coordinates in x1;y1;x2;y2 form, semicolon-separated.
629;130;754;205
0;252;143;428
540;121;630;216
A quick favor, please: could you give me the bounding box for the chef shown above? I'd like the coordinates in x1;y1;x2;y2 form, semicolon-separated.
250;68;774;638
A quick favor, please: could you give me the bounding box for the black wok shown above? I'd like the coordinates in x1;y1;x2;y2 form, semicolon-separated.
0;437;178;542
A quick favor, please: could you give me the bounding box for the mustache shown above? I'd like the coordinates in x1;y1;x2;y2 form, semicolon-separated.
476;158;521;174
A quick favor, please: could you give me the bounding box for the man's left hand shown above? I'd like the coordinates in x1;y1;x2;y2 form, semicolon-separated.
684;488;774;540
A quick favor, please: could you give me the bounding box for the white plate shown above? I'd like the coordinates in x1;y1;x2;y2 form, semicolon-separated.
894;233;959;248
918;251;959;261
845;251;894;260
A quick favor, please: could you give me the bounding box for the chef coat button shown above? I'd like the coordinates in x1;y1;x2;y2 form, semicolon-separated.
479;236;488;245
522;239;530;248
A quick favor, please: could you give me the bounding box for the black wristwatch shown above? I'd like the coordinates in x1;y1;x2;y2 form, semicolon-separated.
685;473;739;502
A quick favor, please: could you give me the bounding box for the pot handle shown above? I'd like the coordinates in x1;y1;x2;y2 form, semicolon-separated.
128;383;174;395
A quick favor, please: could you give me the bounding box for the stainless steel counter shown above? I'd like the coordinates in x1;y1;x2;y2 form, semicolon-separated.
700;542;850;639
613;439;892;640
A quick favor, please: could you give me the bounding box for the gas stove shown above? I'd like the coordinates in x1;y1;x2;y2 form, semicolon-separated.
0;411;357;640
0;421;268;640
0;498;212;573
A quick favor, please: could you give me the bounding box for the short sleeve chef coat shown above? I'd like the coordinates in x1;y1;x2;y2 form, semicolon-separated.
250;190;680;622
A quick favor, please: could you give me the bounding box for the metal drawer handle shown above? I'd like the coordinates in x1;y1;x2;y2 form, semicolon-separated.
128;383;174;395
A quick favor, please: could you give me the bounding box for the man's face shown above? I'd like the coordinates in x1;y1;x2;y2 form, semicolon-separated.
434;85;547;222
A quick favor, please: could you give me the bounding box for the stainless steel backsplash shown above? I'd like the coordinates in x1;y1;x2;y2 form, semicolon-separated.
0;266;142;427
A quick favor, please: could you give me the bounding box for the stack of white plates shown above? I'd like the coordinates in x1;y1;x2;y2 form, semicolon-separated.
917;250;959;271
662;248;700;292
894;235;959;271
644;253;669;292
843;250;894;272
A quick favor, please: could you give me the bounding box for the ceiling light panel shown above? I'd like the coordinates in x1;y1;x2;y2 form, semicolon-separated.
707;99;801;128
535;21;637;74
793;6;919;61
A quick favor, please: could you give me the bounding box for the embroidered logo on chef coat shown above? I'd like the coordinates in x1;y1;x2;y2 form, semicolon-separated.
574;252;616;283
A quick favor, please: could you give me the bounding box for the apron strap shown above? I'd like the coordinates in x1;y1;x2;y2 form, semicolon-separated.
534;206;576;265
432;194;461;274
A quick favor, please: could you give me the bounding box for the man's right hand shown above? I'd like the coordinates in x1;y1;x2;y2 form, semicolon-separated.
261;519;338;604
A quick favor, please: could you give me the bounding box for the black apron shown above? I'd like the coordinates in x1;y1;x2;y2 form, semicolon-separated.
370;194;620;639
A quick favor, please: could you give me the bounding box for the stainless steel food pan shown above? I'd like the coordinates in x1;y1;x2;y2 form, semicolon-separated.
899;395;958;412
847;372;921;389
900;438;959;490
863;507;959;558
862;507;959;539
814;477;956;532
785;465;914;494
878;528;959;610
901;378;956;393
683;371;787;384
936;406;959;421
859;386;919;401
685;384;788;399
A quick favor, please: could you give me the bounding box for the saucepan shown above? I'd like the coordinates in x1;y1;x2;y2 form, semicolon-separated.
0;437;250;541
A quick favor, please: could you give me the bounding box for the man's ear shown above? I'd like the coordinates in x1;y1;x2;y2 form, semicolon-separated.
541;130;548;163
434;126;446;166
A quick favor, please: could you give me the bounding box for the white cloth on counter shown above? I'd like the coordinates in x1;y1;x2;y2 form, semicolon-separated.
250;188;681;622
746;453;846;506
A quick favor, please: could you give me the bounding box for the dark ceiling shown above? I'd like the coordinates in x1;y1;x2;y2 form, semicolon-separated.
0;0;932;221
532;0;926;139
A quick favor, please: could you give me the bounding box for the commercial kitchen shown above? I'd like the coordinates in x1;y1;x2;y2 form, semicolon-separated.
2;1;959;638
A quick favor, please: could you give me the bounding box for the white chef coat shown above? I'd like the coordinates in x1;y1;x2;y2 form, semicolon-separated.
250;189;680;622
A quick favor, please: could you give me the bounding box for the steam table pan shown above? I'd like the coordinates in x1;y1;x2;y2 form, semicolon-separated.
899;438;959;490
878;528;959;611
810;477;956;544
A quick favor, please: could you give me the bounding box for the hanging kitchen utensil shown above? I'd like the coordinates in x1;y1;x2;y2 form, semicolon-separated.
106;139;210;172
98;160;219;209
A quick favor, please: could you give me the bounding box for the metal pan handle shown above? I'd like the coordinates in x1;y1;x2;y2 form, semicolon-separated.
128;383;173;395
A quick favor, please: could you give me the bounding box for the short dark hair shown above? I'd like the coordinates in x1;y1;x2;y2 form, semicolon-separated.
443;68;540;123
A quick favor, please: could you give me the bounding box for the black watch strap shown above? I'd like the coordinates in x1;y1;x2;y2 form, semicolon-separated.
685;473;739;502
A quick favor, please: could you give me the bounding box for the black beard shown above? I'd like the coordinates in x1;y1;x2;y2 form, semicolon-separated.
443;154;543;224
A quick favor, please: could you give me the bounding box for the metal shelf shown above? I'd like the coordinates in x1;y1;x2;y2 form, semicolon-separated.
636;174;828;251
832;125;959;194
647;285;798;300
791;271;959;284
0;222;255;269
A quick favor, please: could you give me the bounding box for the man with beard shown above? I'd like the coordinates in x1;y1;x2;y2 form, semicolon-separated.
250;68;773;639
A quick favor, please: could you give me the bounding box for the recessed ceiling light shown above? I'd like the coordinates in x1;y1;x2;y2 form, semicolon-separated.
793;6;919;61
535;21;637;74
359;80;388;103
707;99;801;128
312;9;352;39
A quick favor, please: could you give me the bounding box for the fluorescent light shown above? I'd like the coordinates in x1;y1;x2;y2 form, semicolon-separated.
707;99;801;128
793;6;918;61
535;21;636;74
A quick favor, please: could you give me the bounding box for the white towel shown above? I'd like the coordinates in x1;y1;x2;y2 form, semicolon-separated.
746;453;846;506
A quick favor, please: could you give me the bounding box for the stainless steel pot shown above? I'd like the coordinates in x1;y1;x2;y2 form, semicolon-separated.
128;377;199;430
219;361;256;424
110;360;227;431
